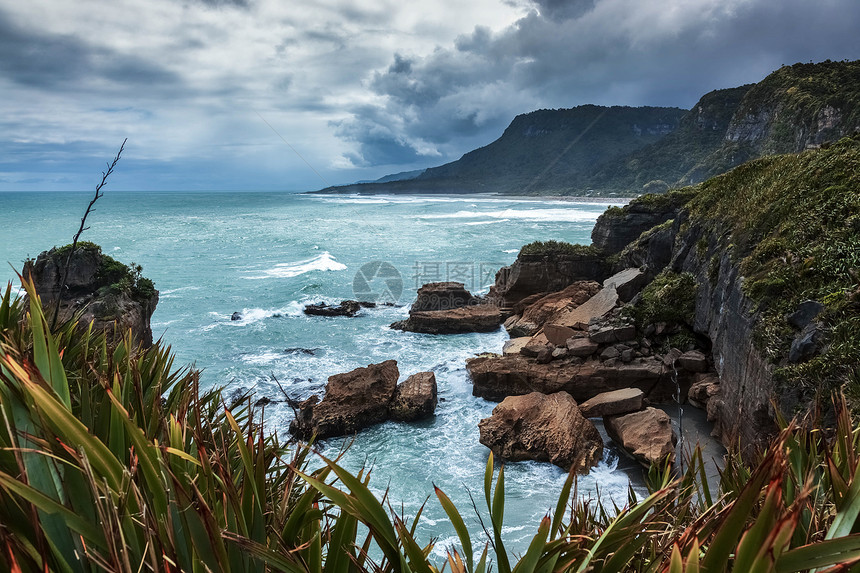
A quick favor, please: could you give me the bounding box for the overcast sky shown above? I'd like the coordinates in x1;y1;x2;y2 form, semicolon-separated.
0;0;858;192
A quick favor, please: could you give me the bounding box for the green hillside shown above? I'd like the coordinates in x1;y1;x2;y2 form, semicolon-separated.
317;105;686;195
585;85;751;194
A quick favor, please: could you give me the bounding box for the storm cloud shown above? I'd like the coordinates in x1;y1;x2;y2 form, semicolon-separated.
0;0;857;191
338;0;860;170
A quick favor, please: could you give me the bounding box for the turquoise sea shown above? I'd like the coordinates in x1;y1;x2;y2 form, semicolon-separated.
0;191;642;558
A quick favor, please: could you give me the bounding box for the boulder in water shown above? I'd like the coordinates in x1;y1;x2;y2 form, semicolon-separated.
289;360;400;439
478;391;602;473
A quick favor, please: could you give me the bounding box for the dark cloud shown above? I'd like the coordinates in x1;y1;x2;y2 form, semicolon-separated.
0;8;178;91
530;0;595;20
333;105;424;167
337;0;860;168
194;0;251;8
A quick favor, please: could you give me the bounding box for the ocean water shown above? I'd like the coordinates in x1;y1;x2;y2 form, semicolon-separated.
0;191;641;559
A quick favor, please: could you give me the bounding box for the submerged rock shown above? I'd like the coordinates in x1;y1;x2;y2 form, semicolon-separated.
304;300;363;317
478;391;603;473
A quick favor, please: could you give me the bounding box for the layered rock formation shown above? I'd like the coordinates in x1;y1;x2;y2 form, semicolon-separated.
485;136;860;459
390;372;438;421
23;243;158;346
491;250;609;308
391;282;502;334
467;353;684;404
503;281;600;336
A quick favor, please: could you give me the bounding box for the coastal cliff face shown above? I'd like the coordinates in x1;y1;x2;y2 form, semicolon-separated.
625;138;859;450
493;136;860;453
23;242;158;346
590;189;697;255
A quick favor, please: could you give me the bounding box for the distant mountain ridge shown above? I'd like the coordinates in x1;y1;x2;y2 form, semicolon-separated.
315;59;860;196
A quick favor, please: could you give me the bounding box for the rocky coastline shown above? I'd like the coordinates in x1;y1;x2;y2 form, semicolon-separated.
305;138;859;470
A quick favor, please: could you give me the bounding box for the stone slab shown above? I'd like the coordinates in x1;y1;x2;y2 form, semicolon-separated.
555;285;618;329
579;388;644;418
543;323;577;346
603;268;648;303
503;336;532;356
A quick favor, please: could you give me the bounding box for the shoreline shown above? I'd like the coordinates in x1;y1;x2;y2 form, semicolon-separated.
306;190;636;203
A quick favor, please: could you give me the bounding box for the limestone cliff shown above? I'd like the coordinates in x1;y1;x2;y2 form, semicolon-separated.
495;136;860;454
23;242;158;346
615;137;860;451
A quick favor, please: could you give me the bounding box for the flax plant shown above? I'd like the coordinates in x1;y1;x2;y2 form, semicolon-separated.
5;277;860;572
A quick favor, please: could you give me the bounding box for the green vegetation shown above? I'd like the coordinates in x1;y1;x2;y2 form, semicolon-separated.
627;270;698;327
588;85;752;194
319;105;687;196
6;281;860;570
630;187;700;212
518;240;599;257
55;241;156;300
688;135;860;393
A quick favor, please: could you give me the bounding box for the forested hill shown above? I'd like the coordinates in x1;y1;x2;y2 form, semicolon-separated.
315;105;687;195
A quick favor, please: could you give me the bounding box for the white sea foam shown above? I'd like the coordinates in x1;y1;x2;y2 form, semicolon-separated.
308;194;571;206
243;252;347;280
417;208;600;223
464;218;510;225
160;286;202;299
502;248;519;253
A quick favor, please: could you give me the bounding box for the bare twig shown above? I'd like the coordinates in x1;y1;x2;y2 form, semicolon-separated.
51;138;127;329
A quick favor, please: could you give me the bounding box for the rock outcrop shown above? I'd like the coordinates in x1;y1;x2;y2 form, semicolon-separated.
592;198;689;255
390;372;437;421
503;281;600;336
304;300;365;317
289;361;438;440
605;407;676;466
467;354;684;404
23;243;158;346
391;282;502;334
478;391;603;472
492;251;609;308
289;360;400;440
